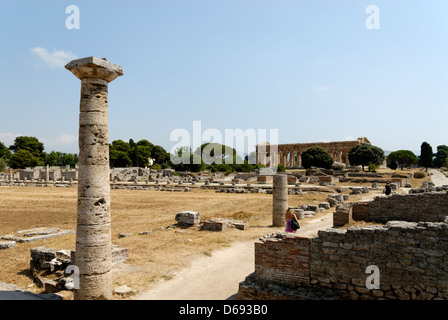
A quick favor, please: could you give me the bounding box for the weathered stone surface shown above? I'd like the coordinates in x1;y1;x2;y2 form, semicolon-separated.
201;218;247;231
175;211;200;225
114;285;135;297
273;174;288;227
0;241;16;249
2;228;75;243
67;56;123;301
65;57;123;82
239;216;448;300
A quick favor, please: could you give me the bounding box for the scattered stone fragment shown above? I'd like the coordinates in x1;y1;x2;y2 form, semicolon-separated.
114;285;135;297
118;233;132;239
0;241;15;250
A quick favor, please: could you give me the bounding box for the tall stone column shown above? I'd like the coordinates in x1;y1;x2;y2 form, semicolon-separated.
65;57;123;300
272;174;288;227
46;164;49;182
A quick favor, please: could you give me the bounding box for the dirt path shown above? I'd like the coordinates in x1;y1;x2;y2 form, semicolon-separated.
133;211;338;300
429;169;448;187
0;281;50;300
134;191;383;300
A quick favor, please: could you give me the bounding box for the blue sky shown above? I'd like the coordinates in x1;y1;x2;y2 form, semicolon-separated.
0;0;447;156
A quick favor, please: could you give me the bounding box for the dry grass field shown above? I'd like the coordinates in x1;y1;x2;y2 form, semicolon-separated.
0;167;427;298
0;185;332;296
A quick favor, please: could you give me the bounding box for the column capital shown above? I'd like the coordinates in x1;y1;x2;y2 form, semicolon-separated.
65;57;123;82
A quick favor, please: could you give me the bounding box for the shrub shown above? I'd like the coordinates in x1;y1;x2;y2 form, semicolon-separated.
414;172;426;179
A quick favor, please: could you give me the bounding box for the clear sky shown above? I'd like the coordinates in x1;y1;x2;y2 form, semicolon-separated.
0;0;447;156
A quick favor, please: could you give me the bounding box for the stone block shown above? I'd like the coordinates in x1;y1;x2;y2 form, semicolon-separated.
202;219;227;231
318;202;331;210
0;241;15;250
201;218;247;231
175;211;200;226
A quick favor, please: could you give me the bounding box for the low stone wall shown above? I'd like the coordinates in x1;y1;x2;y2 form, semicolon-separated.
352;192;448;223
254;235;310;287
238;219;448;300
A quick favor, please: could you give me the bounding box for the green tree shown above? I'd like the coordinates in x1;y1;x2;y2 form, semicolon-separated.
62;153;78;167
135;145;152;167
433;145;448;168
43;151;78;167
111;140;131;153
151;145;169;165
301;146;334;169
348;144;385;171
10;149;40;169
388;150;418;170
419;142;433;170
44;151;60;166
109;140;133;167
170;147;204;172
194;143;237;165
0;141;12;160
110;149;132;167
9;136;45;163
109;138;170;168
0;158;6;172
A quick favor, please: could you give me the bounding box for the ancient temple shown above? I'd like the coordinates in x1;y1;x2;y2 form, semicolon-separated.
256;137;371;168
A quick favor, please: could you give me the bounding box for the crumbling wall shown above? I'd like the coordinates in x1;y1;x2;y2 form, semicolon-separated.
352;192;448;223
238;220;448;300
310;221;448;300
253;235;310;287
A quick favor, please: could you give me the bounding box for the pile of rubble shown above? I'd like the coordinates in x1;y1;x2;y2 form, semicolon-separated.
29;245;128;294
175;211;248;231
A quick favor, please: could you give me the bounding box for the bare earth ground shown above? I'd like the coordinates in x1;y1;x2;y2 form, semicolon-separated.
0;168;441;300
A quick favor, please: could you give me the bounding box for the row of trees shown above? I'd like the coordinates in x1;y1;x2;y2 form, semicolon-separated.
2;136;448;173
0;137;79;170
170;143;263;174
298;143;385;171
285;141;448;172
109;139;170;168
387;142;448;171
0;136;171;170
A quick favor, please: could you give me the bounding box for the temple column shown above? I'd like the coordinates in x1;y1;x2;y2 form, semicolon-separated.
66;57;123;300
273;174;288;227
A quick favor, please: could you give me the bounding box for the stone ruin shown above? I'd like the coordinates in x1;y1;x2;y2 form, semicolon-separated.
256;137;373;168
174;211;248;232
237;191;448;300
1;163;410;196
0;227;75;249
29;244;128;295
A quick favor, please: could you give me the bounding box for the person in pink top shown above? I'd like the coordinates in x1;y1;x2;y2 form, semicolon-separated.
284;208;299;233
